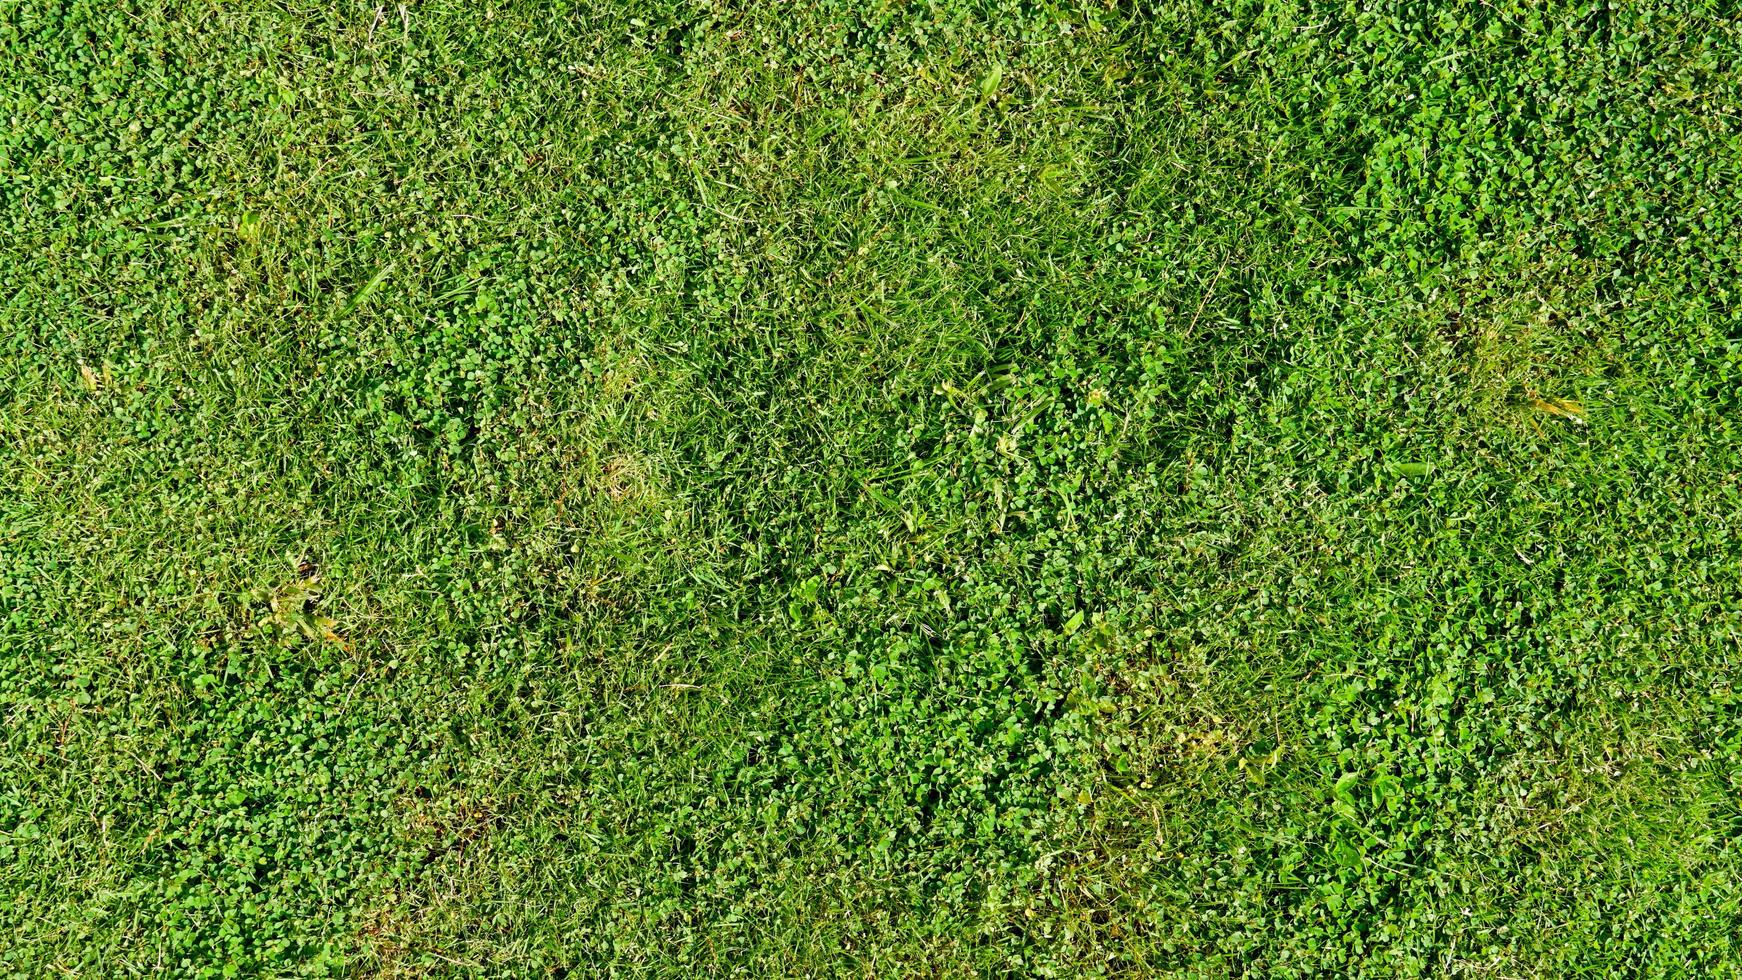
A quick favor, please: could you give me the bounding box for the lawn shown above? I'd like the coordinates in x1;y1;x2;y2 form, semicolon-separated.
4;1;1742;976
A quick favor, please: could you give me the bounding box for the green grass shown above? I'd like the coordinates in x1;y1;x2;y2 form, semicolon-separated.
4;0;1742;976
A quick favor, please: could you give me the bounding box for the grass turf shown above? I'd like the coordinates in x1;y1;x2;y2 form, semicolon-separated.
4;1;1742;976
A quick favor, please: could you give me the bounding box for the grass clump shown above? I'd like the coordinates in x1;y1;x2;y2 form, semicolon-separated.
4;1;1742;976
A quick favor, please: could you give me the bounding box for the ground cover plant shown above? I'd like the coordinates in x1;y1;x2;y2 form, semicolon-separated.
4;0;1742;975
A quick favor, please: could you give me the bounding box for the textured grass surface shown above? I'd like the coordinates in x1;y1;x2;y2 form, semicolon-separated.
4;1;1742;976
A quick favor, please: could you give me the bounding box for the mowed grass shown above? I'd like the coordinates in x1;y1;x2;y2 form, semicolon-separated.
4;1;1742;976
